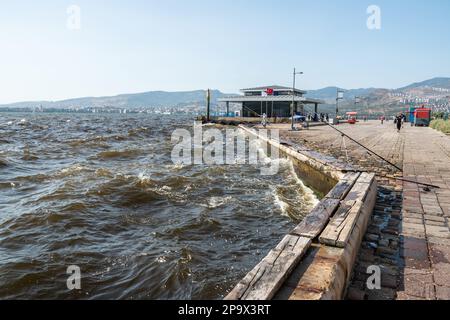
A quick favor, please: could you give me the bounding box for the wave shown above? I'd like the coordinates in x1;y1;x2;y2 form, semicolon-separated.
0;158;8;167
96;149;142;160
0;114;318;300
271;188;290;217
18;119;29;126
203;196;233;209
285;160;320;207
21;150;39;161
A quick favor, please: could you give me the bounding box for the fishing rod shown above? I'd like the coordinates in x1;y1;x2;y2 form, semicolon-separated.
321;120;403;172
242;105;262;117
341;169;441;189
388;176;441;189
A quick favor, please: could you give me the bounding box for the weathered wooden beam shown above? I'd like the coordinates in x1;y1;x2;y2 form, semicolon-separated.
319;200;363;247
281;178;378;300
345;174;375;202
319;173;376;248
324;172;360;200
291;198;341;239
355;172;376;184
225;235;311;300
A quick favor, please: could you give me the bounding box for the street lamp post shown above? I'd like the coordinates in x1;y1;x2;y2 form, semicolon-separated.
336;88;345;120
291;68;304;131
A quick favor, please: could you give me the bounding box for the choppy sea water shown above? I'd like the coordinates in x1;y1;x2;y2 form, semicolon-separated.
0;113;318;300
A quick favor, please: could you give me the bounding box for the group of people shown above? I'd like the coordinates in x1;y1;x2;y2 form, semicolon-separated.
380;113;406;132
260;112;330;127
306;113;329;122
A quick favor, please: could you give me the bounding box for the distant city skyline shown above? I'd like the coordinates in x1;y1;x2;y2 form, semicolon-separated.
0;0;449;104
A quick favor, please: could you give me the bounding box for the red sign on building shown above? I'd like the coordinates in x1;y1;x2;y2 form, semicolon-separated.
266;88;274;95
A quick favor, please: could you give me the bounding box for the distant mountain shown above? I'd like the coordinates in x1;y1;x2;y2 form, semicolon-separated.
306;87;378;104
399;77;450;90
305;77;450;112
1;77;449;113
0;90;230;109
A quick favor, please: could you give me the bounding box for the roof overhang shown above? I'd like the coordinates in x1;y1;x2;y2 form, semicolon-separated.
218;95;324;104
240;85;306;95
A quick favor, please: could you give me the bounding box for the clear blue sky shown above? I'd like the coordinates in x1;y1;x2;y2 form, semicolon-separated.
0;0;449;103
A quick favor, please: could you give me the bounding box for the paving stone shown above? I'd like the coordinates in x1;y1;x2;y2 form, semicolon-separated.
379;239;390;247
399;272;436;300
423;206;444;215
402;212;423;219
403;222;425;231
424;215;446;223
396;292;426;300
425;220;446;227
428;237;450;247
404;217;423;224
425;225;450;238
365;234;380;242
435;286;450;300
429;245;450;287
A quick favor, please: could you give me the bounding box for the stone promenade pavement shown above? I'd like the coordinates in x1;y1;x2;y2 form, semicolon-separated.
269;120;450;300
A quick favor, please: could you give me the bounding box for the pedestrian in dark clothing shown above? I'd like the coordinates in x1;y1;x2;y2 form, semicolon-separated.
395;114;402;132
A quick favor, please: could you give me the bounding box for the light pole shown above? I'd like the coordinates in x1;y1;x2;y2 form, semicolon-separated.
336;88;345;120
355;96;361;119
291;68;304;131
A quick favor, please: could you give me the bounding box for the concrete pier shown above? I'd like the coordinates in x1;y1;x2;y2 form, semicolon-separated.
274;121;450;300
223;120;450;300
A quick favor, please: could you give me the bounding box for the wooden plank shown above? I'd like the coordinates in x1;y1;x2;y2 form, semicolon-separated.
291;198;341;238
345;180;372;202
319;200;357;246
319;176;377;248
325;173;360;200
319;200;362;247
355;172;375;184
336;180;377;248
225;235;311;300
341;172;361;182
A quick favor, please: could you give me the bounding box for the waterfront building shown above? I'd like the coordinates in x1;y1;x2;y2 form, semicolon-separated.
218;85;324;118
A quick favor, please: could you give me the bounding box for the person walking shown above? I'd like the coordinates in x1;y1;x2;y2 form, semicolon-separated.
395;114;402;132
261;113;267;128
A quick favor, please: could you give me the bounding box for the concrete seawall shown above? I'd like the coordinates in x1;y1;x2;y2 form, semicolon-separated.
225;125;377;300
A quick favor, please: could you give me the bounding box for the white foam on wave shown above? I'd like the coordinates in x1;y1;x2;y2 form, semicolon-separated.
271;187;290;217
18;119;29;126
171;163;184;170
59;164;86;175
285;160;320;208
137;172;152;184
269;158;320;219
206;196;232;209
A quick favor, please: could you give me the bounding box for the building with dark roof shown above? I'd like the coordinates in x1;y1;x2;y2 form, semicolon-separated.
218;85;324;118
